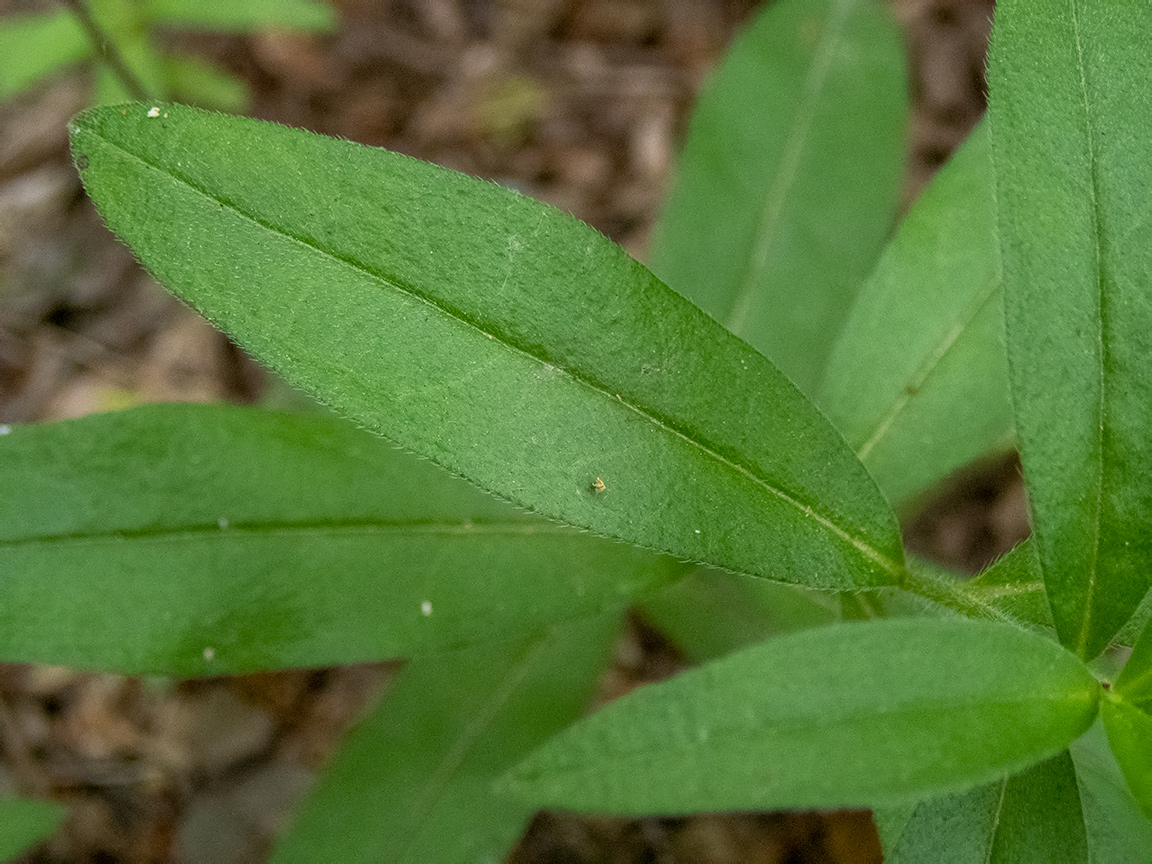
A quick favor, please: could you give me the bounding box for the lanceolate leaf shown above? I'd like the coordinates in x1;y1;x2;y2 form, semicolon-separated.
888;752;1087;863
988;0;1152;659
1070;721;1152;862
1113;613;1152;710
1100;694;1152;821
503;619;1100;813
650;0;906;397
70;103;904;591
273;614;620;864
0;797;65;861
821;123;1012;508
0;405;677;675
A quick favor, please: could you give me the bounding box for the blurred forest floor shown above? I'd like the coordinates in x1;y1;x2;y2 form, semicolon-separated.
0;0;1023;861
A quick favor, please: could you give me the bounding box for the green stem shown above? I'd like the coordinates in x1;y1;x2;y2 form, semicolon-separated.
61;0;150;101
900;563;1019;626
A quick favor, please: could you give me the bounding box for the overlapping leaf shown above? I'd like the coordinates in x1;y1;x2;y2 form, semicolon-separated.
0;404;676;674
273;614;619;863
821;123;1011;507
0;797;65;861
70;103;905;590
503;619;1100;813
988;0;1152;659
650;0;906;397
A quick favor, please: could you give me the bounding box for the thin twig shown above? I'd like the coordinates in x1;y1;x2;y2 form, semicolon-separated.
60;0;151;102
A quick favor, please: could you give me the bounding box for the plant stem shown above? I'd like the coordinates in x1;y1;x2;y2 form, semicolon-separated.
61;0;150;102
900;562;1020;626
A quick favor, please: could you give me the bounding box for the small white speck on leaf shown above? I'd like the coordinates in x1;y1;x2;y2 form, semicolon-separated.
0;425;9;435
218;517;229;529
421;601;433;616
203;647;215;661
147;106;160;117
694;529;701;534
163;112;168;118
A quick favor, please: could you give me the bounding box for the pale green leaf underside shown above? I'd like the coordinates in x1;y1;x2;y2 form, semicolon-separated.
988;0;1152;659
1070;721;1152;862
273;615;619;864
70;103;904;591
821;122;1012;509
650;0;906;397
0;404;676;675
0;797;65;861
888;752;1087;863
1100;695;1152;822
504;618;1100;813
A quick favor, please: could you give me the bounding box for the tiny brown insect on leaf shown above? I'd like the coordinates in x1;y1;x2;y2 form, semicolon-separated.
591;477;606;495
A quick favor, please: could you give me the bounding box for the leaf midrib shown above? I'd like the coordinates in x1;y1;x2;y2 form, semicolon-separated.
85;124;903;579
0;518;577;549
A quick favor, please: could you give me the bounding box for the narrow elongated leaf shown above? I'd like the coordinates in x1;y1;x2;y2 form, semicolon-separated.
821;123;1012;508
1100;694;1152;820
988;0;1152;659
0;11;89;100
0;797;65;861
1070;721;1152;862
142;0;335;32
650;0;906;396
888;752;1086;863
0;404;677;675
503;619;1101;813
273;614;619;864
1114;611;1152;710
69;103;905;591
638;567;839;663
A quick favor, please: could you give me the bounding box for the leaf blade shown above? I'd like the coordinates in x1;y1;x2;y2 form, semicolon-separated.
0;404;677;674
988;0;1152;658
70;103;904;591
0;797;65;861
504;618;1101;813
651;0;906;396
272;614;620;864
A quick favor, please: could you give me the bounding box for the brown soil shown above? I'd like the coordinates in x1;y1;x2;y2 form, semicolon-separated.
0;1;1021;861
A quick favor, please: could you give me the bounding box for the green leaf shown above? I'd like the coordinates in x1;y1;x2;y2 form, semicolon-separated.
1100;693;1152;821
1070;720;1152;863
649;0;906;397
1114;609;1152;710
0;11;90;101
503;618;1101;813
162;55;248;111
272;613;620;863
0;796;65;860
0;404;678;675
888;751;1087;863
142;0;335;32
638;567;839;663
69;103;905;591
821;123;1012;508
964;539;1054;633
987;0;1152;659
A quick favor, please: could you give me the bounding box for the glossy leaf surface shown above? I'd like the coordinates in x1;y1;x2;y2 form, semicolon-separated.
988;0;1152;659
504;619;1100;813
821;123;1011;507
0;404;677;675
70;103;904;590
0;797;65;861
1100;695;1152;821
888;752;1086;863
0;10;89;100
650;0;906;396
273;614;619;863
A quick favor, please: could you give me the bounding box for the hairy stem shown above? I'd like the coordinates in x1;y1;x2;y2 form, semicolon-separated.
61;0;150;101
